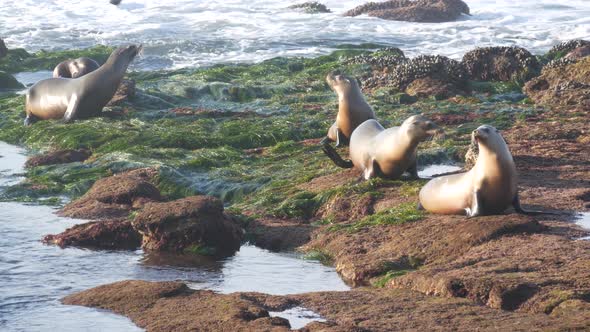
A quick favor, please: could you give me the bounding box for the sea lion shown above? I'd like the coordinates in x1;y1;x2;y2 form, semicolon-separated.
348;115;444;179
419;125;552;217
53;57;100;79
25;45;141;125
324;72;375;146
321;72;375;167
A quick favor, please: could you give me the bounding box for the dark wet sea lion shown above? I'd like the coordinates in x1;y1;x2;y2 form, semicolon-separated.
419;125;554;217
25;45;141;125
53;57;100;79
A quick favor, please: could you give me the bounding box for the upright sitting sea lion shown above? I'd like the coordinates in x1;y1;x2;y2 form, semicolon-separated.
321;72;375;167
53;57;100;78
324;72;375;145
25;45;141;125
419;125;552;217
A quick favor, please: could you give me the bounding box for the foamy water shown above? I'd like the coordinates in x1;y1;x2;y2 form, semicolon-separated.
1;0;589;70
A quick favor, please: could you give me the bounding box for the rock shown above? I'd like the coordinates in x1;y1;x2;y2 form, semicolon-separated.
63;281;590;331
462;46;541;82
63;280;292;331
565;45;590;60
405;77;463;99
344;0;470;23
523;57;590;109
245;218;313;252
25;149;91;168
43;219;141;250
60;168;161;220
107;79;135;106
132;196;243;254
545;39;590;62
0;71;24;89
288;2;331;14
0;39;7;58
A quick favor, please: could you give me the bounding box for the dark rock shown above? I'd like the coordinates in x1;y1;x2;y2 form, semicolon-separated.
107;79;136;106
25;149;91;168
0;71;24;89
462;46;541;82
344;0;470;23
390;55;468;91
245;218;313;251
0;39;7;58
288;2;331;14
132;196;243;254
43;219;141;250
523;57;590;109
405;77;463;99
60;168;161;220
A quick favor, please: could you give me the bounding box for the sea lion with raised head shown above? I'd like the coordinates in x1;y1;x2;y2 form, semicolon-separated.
25;45;141;125
53;57;100;79
324;72;375;145
332;115;442;179
419;125;553;217
321;72;375;167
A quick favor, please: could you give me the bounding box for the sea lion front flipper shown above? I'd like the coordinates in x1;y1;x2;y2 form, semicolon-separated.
466;190;483;218
407;160;419;179
62;94;80;123
24;115;37;126
512;193;560;216
363;158;378;180
335;129;349;147
321;137;353;169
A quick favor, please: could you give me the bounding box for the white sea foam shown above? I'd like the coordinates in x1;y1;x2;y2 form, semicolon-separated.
1;0;589;70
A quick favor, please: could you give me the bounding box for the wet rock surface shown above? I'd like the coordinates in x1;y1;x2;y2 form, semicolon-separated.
43;219;141;250
524;57;590;109
462;46;541;82
132;196;243;254
0;70;24;89
25;149;91;168
59;168;161;220
344;0;470;23
64;280;590;331
245;217;313;252
0;39;7;58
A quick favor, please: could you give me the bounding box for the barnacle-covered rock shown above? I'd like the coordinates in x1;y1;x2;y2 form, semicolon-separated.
462;46;541;82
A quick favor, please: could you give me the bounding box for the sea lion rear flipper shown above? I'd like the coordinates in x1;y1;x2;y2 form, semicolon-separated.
512;193;560;216
62;94;80;123
321;137;353;169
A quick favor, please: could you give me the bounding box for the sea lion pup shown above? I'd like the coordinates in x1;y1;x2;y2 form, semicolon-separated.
419;125;552;217
321;72;375;167
25;45;141;125
53;57;100;78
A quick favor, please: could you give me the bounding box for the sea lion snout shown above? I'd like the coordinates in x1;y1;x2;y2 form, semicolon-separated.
472;125;497;142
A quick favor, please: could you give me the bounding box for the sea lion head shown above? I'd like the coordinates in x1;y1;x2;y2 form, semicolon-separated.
472;125;506;150
326;71;359;95
402;115;444;142
107;44;142;71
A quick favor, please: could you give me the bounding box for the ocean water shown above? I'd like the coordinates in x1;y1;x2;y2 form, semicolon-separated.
1;0;589;70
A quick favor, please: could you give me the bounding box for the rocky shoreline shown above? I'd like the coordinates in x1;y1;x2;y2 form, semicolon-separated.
1;38;589;330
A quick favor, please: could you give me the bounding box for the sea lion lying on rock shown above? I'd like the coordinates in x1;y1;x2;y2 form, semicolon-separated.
53;57;100;78
324;115;444;180
25;45;141;125
419;125;555;217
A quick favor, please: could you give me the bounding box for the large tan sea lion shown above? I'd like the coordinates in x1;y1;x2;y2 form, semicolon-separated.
25;45;141;125
325;115;443;179
419;125;553;217
53;57;100;78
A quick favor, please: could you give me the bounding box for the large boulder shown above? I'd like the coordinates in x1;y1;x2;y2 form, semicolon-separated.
523;57;590;109
462;46;541;82
545;39;590;62
43;219;141;250
0;70;24;89
287;2;331;14
132;196;243;255
25;149;91;168
60;168;162;220
344;0;470;23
